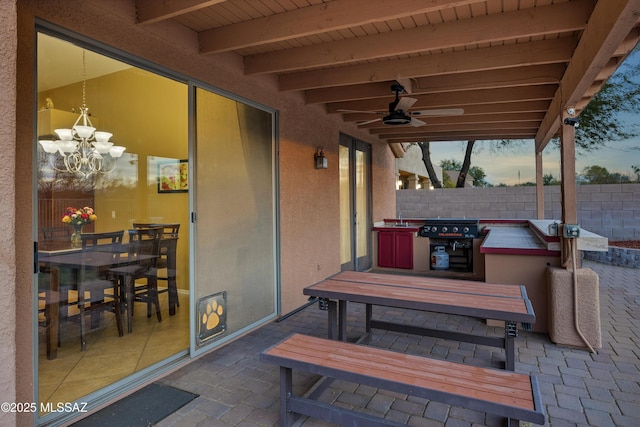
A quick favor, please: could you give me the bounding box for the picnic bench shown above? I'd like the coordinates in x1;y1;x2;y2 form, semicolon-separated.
261;333;545;427
304;271;536;370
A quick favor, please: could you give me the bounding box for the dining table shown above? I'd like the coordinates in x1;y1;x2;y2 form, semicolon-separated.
303;271;536;371
37;245;156;359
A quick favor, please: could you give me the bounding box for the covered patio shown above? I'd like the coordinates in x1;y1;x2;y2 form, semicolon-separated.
134;0;640;219
156;260;639;426
3;1;640;426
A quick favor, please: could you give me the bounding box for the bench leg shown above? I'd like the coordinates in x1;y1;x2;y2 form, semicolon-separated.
328;300;338;340
280;366;295;427
365;304;372;334
505;321;517;371
338;300;347;341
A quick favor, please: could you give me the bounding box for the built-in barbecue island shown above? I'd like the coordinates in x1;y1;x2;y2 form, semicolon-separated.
372;218;607;340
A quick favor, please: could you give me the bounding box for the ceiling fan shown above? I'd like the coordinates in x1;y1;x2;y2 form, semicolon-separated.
339;82;464;127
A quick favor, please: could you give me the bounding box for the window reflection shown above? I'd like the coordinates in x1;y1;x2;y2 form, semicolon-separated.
36;33;189;419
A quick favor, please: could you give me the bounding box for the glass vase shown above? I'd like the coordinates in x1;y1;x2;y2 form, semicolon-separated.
70;224;84;248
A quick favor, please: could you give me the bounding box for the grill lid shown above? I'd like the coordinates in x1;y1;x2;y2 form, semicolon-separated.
420;218;479;239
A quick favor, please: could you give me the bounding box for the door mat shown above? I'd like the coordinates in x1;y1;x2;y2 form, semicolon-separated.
72;383;198;427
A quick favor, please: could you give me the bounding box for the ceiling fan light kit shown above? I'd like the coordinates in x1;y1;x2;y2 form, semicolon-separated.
338;82;463;128
383;111;411;125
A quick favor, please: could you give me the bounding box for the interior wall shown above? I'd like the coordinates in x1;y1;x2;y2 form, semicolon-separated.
38;67;190;288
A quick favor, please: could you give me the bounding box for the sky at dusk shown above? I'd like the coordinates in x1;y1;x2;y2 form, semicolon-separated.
428;48;640;186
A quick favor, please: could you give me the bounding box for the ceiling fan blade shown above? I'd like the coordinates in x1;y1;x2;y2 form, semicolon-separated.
337;109;383;115
410;117;426;127
396;97;417;111
410;108;464;117
358;118;382;126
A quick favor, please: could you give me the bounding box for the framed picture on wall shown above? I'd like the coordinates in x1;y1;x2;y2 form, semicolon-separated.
157;159;188;193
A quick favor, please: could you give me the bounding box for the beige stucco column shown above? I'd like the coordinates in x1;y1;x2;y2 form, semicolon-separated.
406;174;419;190
0;1;20;426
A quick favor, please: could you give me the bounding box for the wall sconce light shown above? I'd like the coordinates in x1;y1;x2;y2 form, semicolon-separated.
315;146;328;169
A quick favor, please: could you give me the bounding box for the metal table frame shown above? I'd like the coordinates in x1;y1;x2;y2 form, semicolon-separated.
304;271;536;371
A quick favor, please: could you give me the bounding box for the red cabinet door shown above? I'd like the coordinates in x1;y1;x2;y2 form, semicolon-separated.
377;231;413;269
394;232;414;269
377;232;396;268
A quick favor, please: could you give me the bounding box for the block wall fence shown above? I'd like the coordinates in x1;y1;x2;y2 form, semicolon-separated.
396;183;640;241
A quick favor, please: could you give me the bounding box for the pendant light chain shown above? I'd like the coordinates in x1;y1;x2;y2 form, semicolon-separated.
82;50;87;109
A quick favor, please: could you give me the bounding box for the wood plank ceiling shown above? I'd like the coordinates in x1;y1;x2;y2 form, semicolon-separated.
135;0;640;155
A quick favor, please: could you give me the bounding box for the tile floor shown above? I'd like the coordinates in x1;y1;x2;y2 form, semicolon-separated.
38;291;190;411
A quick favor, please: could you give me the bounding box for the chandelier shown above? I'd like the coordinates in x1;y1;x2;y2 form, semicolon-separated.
38;50;126;177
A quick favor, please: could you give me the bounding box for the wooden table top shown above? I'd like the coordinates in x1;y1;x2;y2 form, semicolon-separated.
304;271;535;323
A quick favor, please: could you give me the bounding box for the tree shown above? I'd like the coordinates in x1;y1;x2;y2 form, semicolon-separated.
543;174;560;185
572;54;640;151
440;158;462;171
456;140;476;188
438;156;488;187
468;166;487;187
417;142;442;188
580;165;631;184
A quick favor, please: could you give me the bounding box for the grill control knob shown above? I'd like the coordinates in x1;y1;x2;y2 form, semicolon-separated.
463;227;469;233
442;226;448;232
432;226;438;232
452;226;459;233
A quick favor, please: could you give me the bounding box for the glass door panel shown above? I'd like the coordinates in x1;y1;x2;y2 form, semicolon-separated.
35;33;189;422
339;145;352;266
339;134;371;271
192;87;276;353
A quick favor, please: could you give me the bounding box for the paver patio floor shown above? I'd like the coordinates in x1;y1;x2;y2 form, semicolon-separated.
157;260;640;427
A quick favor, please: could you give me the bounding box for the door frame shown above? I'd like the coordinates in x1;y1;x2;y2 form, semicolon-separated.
339;133;372;271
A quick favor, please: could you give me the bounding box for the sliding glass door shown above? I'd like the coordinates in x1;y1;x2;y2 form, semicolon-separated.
191;87;277;354
35;32;190;424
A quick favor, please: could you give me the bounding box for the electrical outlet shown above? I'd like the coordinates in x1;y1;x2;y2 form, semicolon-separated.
563;224;580;238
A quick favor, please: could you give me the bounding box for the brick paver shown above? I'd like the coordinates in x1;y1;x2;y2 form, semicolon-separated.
157;260;640;426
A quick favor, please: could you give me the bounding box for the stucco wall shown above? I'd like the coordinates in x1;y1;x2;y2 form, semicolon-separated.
0;1;18;426
396;183;640;240
4;0;398;416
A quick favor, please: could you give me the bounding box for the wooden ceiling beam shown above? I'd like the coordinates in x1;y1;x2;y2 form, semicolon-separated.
386;132;536;143
136;0;227;24
535;0;640;152
199;0;485;54
341;100;551;122
327;85;557;113
359;113;546;128
244;0;591;74
279;37;577;91
305;64;565;104
369;122;541;135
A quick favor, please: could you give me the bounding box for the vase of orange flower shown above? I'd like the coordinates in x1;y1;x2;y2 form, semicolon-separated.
62;206;97;248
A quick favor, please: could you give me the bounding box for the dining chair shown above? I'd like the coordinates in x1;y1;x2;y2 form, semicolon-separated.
77;230;125;351
110;227;163;333
41;226;71;242
132;223;181;313
37;272;56;359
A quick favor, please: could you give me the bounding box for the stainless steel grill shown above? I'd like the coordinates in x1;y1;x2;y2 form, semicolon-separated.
420;219;480;272
420;218;479;239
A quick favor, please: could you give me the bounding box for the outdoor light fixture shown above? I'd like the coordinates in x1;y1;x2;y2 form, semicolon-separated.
563;117;580;127
38;50;126;177
315;146;328;169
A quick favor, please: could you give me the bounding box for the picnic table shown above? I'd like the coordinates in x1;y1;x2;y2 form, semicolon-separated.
303;271;536;371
